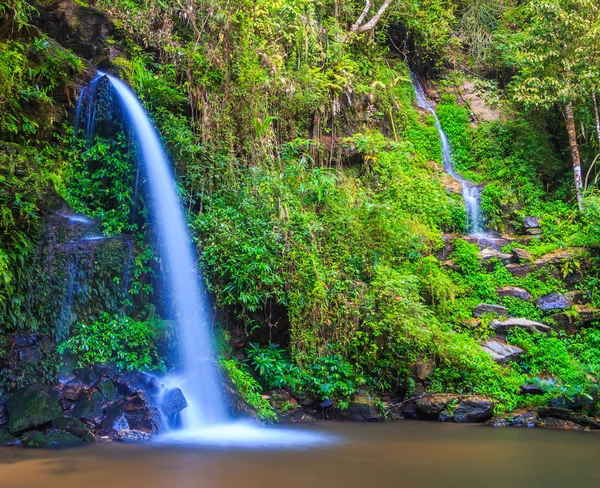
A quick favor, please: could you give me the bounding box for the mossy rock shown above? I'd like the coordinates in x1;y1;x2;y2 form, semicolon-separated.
6;386;63;434
73;391;105;419
0;428;19;446
21;429;87;448
52;416;95;443
97;380;116;402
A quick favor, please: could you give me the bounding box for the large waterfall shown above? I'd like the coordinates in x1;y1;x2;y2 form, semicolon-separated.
410;73;483;234
99;72;227;428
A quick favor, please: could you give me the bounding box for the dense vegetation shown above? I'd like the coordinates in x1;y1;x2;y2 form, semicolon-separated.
1;0;600;421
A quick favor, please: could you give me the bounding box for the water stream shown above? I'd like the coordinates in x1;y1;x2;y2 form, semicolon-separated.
99;72;228;428
410;72;484;234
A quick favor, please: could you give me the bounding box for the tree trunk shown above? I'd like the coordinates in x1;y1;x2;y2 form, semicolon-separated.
566;101;583;211
593;91;600;150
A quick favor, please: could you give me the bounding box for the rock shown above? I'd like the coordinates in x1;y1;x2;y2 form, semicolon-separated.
0;428;19;446
497;286;532;302
491;318;552;335
278;411;317;423
438;410;453;422
550;305;600;329
566;290;591;305
160;388;188;417
474;235;511;251
21;429;86;448
122;391;163;434
100;400;130;436
118;371;161;399
73;390;105;420
413;359;436;381
511;248;534;262
479;249;513;265
21;430;49;448
6;386;63;434
538;407;600;429
97;380;116;401
505;263;534;278
506;247;589;278
415;394;457;418
116;430;151;443
526;228;542;235
489;410;538;428
481;339;524;364
536;292;572;311
523;216;540;229
473;304;509;318
340;394;381;422
52;416;95;443
452;397;494;423
537;417;585;431
520;384;545;395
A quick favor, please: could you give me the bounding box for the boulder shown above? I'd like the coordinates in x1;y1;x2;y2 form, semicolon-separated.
116;430;151;443
72;390;105;420
538;407;600;429
491;318;552;335
415;394;457;418
566;290;591;305
340;394;382;422
97;380;116;401
505;263;535;278
6;386;63;434
536;292;572;311
0;428;19;446
21;430;87;448
497;286;532;302
523;216;540;229
537;417;585;431
489;410;538;428
413;359;436;381
473;304;509;318
479;249;512;265
160;388;188;417
122;391;162;434
452;397;494;423
520;384;545;395
52;416;95;443
511;248;534;262
481;339;524;364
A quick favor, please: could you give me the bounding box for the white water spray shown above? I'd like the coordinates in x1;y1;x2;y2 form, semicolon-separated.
99;72;227;428
410;72;484;234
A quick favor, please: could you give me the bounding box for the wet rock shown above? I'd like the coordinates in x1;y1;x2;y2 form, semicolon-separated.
506;247;589;278
415;394;457;418
21;429;86;448
73;390;105;420
97;380;116;401
523;216;540;229
479;249;512;266
0;428;19;446
526;228;543;235
473;304;509;318
6;386;63;434
413;359;436;381
567;290;591;305
100;400;130;436
278;411;317;423
538;407;600;429
520;384;545;395
537;417;585;431
505;263;535;278
52;416;95;443
511;248;534;262
340;394;382;422
489;410;538;428
452;397;493;423
438;410;453;422
474;235;511;251
116;430;151;443
536;292;572;311
497;286;532;302
160;388;188;417
481;339;524;364
491;318;552;335
122;391;162;434
118;372;161;399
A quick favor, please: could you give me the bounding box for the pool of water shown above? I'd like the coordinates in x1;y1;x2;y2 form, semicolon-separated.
0;421;598;488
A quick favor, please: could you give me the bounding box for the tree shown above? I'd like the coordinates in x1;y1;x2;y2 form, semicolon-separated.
350;0;394;34
507;0;600;210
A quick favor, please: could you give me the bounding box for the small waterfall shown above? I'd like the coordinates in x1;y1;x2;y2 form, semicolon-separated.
410;72;484;234
97;72;227;428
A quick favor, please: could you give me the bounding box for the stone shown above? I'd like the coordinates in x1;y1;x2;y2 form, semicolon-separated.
122;391;163;434
537;417;585;431
526;228;543;235
0;428;19;446
481;339;524;364
497;286;532;302
536;292;573;311
116;430;152;442
415;394;458;418
511;248;534;262
538;407;600;429
160;388;188;417
489;410;538;428
73;390;105;420
97;380;116;401
520;384;545;395
505;263;535;278
452;397;493;423
473;304;509;318
474;235;511;251
414;359;436;381
491;318;552;335
479;249;513;265
566;290;591;305
438;410;453;422
21;429;87;448
340;394;381;422
523;216;540;229
52;416;95;443
6;386;63;434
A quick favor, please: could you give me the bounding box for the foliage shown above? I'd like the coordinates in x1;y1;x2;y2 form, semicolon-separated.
58;313;165;372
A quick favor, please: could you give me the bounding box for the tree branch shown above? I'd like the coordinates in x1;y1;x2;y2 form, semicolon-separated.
351;0;393;34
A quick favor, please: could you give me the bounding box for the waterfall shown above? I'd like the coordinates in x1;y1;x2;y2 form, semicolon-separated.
97;72;227;428
410;72;484;234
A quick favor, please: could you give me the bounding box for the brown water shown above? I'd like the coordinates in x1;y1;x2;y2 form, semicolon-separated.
0;421;598;488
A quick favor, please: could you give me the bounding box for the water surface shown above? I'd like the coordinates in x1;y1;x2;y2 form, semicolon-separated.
1;422;598;488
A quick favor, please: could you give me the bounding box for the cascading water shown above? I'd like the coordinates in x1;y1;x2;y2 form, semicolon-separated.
98;71;227;428
410;72;484;234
